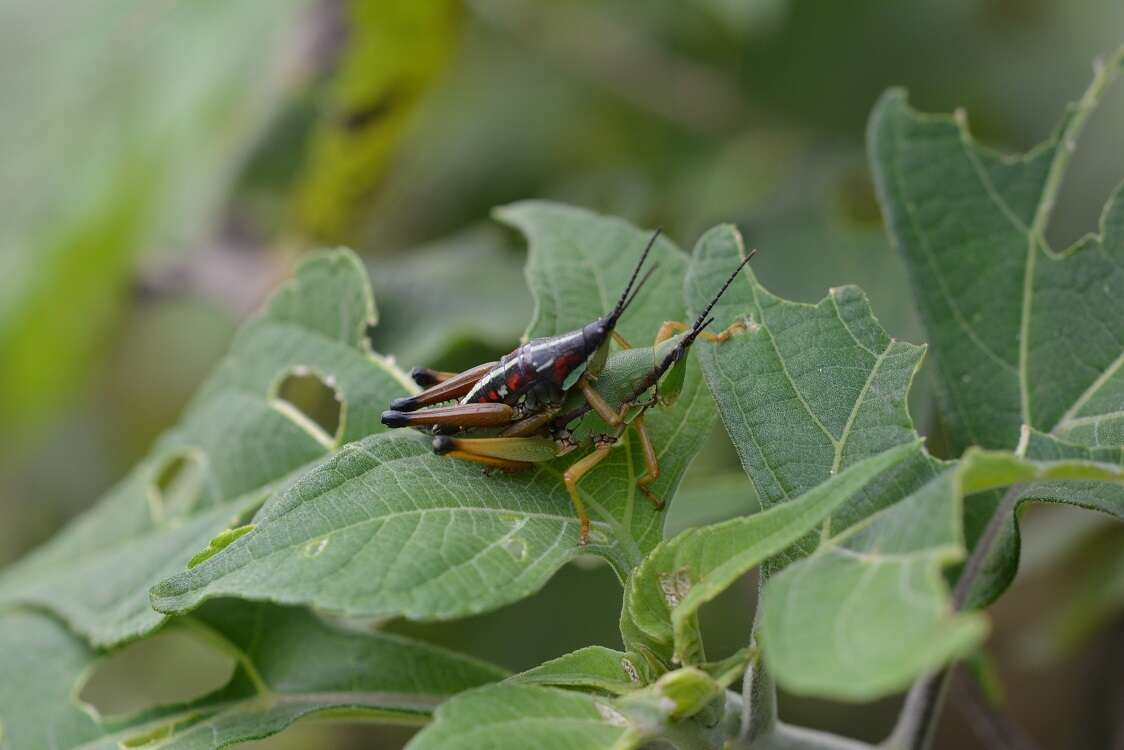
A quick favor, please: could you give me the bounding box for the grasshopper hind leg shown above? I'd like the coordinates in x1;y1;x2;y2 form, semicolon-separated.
389;361;498;412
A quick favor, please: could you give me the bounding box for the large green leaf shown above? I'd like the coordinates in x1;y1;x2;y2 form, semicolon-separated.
407;674;742;750
684;224;971;700
760;449;1124;700
868;51;1124;610
685;223;1124;699
0;250;411;646
685;224;926;510
151;204;715;620
868;47;1124;452
0;0;311;441
0;602;502;750
0;611;103;750
685;223;936;569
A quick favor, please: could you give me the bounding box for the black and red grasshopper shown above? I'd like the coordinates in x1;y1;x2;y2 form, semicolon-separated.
381;230;663;435
381;236;756;545
420;253;755;544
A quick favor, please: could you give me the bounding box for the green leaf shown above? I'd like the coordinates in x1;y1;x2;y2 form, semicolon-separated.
760;448;1124;700
684;222;971;699
0;0;311;440
406;684;638;750
151;203;716;621
0;611;103;749
0;602;503;750
868;52;1124;608
510;646;654;695
295;0;459;239
685;224;927;509
0;249;411;646
367;226;532;369
961;428;1124;608
686;221;1124;699
407;675;741;750
868;47;1124;452
621;442;922;669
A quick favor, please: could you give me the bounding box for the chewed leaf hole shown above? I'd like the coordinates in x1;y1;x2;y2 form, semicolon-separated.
504;537;528;561
78;629;234;717
273;367;343;445
148;451;205;523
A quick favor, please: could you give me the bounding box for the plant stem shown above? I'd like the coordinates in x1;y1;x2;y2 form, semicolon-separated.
888;483;1024;749
952;484;1023;610
885;669;951;750
739;582;777;744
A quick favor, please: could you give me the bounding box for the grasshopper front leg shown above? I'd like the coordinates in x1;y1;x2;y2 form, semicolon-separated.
654;319;746;345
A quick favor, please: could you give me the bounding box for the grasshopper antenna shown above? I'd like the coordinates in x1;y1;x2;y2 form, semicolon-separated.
618;263;659;316
686;248;757;340
606;228;661;326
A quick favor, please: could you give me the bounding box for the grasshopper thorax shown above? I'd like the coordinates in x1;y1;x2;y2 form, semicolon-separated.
460;230;662;410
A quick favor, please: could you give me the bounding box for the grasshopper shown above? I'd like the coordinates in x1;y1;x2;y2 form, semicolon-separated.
382;240;756;545
381;230;663;435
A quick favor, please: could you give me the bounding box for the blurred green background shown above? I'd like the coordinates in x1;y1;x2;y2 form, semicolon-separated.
2;1;1123;748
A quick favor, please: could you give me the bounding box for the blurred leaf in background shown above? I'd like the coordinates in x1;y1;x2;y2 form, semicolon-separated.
0;0;313;449
294;0;460;242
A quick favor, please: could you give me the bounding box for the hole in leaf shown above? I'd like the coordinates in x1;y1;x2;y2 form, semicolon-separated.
149;451;206;522
78;629;234;717
696;568;757;672
273;367;343;444
503;537;528;561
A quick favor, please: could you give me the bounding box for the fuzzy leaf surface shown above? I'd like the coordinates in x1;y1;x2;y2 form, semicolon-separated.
621;442;921;669
0;0;310;439
510;646;654;695
686;223;1124;698
406;684;636;750
678;227;971;697
868;49;1124;451
868;52;1124;606
0;250;411;646
761;448;1124;699
0;603;502;750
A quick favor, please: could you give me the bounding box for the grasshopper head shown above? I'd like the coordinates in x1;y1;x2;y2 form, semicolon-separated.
580;229;662;381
